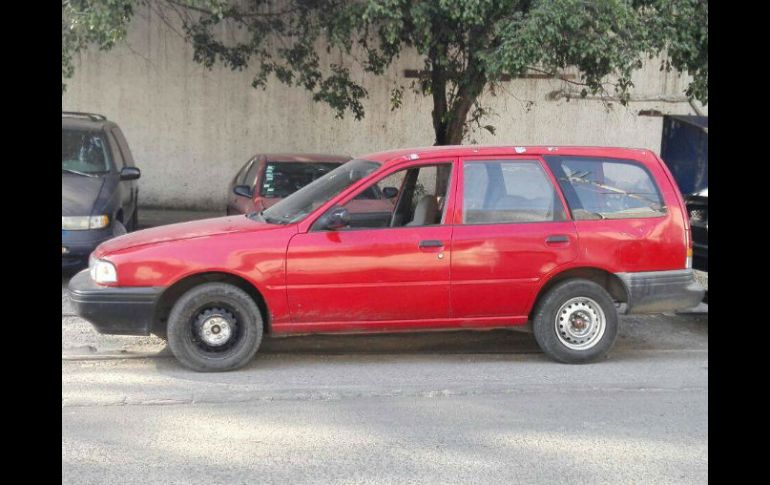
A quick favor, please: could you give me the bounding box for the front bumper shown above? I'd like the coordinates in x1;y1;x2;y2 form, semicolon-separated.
616;269;705;314
68;269;162;336
61;225;121;269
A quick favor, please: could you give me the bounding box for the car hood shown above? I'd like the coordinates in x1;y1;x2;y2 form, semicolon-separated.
62;174;106;216
96;215;272;254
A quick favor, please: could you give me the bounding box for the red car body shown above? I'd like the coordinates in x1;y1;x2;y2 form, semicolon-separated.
70;145;704;369
74;145;700;329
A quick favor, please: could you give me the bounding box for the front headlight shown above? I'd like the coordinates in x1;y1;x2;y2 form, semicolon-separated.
90;259;118;284
62;215;110;230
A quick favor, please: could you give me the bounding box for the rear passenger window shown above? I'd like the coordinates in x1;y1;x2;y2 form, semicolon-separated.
545;156;666;220
462;160;566;224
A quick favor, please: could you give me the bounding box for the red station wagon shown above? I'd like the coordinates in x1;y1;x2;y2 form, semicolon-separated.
69;145;705;371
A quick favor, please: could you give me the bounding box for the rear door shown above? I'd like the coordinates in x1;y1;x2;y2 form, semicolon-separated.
450;156;578;319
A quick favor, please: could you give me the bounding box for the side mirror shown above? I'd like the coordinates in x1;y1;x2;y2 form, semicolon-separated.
382;186;399;199
323;206;350;230
233;184;254;198
120;167;141;181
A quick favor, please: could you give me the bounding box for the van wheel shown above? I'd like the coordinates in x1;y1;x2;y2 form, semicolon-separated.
166;283;263;372
532;279;618;364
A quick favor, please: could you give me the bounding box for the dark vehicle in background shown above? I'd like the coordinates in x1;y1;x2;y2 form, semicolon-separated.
660;115;707;300
62;112;141;271
227;153;350;215
685;190;707;271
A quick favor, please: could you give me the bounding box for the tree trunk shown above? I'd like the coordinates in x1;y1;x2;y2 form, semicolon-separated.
432;57;486;146
430;42;450;146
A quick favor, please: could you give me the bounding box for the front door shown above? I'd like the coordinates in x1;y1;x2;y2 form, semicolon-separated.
450;157;578;319
286;160;457;329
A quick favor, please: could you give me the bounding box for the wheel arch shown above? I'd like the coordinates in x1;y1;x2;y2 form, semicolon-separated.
529;267;628;319
152;271;270;337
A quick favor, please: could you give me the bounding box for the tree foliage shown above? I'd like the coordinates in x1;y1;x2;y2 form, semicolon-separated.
62;0;708;144
62;0;137;93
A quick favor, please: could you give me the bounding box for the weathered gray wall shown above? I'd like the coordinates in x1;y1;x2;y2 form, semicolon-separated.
62;5;706;210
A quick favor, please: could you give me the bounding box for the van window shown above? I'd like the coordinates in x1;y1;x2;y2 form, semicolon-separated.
107;132;125;169
544;156;666;220
62;130;111;174
111;127;135;167
462;160;566;224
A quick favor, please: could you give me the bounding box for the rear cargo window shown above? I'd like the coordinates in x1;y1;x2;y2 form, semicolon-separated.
462;160;566;224
544;156;666;220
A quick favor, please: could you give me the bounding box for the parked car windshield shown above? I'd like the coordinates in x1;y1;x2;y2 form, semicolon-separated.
62;130;111;175
258;159;380;224
260;161;342;198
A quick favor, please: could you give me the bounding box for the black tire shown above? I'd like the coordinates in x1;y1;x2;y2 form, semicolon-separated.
166;283;263;372
532;279;618;364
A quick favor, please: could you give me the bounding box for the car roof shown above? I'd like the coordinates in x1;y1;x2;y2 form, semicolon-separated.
62;112;114;131
358;145;658;165
260;153;351;163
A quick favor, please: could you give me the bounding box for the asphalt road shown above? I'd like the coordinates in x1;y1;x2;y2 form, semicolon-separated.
62;210;708;484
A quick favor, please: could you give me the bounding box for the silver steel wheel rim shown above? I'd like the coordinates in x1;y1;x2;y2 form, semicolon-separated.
198;314;233;347
554;297;606;350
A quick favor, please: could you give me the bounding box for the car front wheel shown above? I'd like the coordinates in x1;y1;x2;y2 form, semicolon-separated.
166;283;263;372
532;279;618;364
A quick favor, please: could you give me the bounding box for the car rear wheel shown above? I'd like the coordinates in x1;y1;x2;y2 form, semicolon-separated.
532;279;618;364
166;283;263;372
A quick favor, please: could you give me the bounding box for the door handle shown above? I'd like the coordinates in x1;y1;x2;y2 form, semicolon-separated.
419;240;444;248
545;235;570;244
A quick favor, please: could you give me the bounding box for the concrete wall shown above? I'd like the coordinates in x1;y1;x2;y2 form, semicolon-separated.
62;5;706;210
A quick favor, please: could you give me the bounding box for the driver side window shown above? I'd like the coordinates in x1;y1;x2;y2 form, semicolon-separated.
336;163;452;230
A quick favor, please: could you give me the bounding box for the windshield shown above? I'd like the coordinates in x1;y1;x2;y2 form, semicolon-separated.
259;159;380;224
62;130;111;175
260;161;342;198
